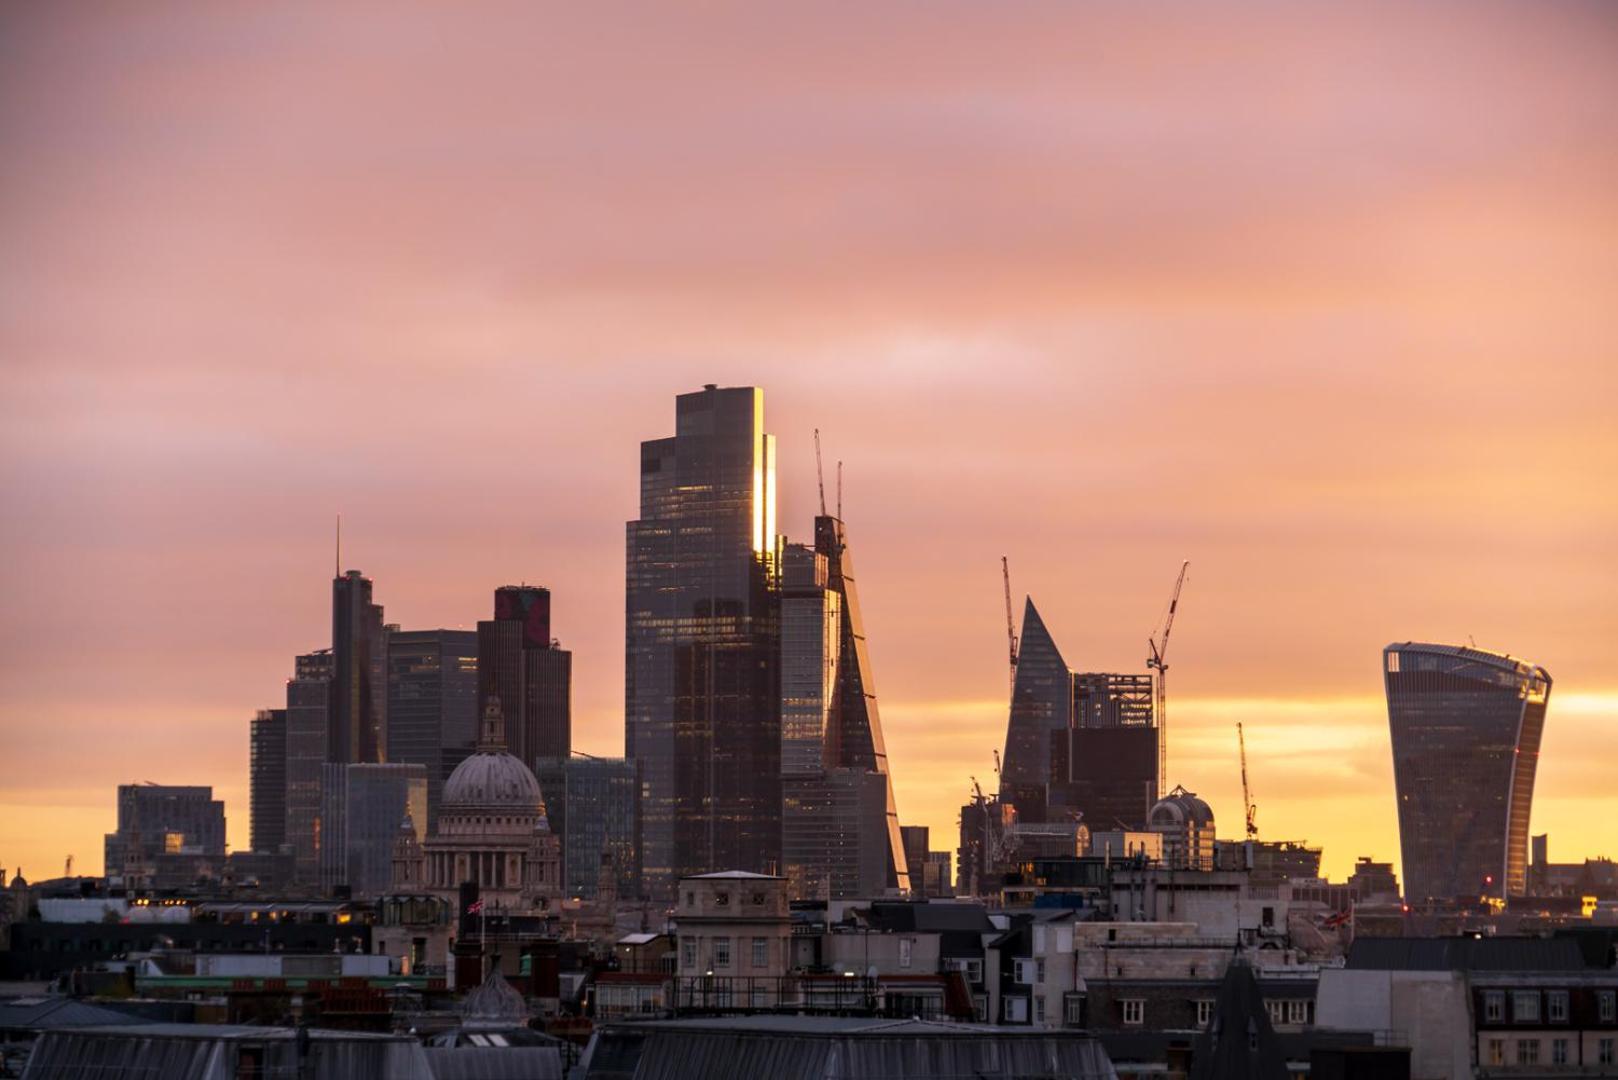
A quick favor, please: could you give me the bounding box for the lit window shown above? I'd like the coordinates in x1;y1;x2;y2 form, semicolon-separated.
1123;999;1144;1025
1196;1000;1215;1028
1487;1040;1505;1066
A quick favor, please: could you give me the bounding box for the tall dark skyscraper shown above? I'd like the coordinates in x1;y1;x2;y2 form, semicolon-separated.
1384;642;1551;901
1049;674;1159;830
331;569;386;764
999;598;1071;819
285;648;333;884
249;708;287;853
387;628;479;828
477;586;571;769
626;385;780;895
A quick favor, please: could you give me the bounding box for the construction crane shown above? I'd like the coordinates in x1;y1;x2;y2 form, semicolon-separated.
814;428;827;517
1146;560;1190;794
1238;723;1258;840
1002;557;1019;695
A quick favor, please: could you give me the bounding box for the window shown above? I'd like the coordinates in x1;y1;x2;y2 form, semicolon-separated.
713;937;731;970
1548;990;1569;1023
1266;1000;1284;1025
1287;1000;1310;1025
1487;1039;1505;1066
1122;999;1144;1025
1602;992;1617;1024
1014;959;1038;985
1196;1000;1215;1028
752;937;768;969
1553;1039;1569;1065
1484;991;1505;1022
681;938;696;970
1065;994;1085;1026
948;958;984;984
1004;996;1029;1023
973;994;988;1023
750;986;768;1008
1602;1039;1615;1066
715;891;729;907
1517;1039;1539;1065
899;938;912;970
1514;991;1540;1023
1035;996;1046;1024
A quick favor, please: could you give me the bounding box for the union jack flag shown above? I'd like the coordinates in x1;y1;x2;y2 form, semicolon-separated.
467;899;484;915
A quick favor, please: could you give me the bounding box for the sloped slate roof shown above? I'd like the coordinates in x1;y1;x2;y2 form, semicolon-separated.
0;998;161;1032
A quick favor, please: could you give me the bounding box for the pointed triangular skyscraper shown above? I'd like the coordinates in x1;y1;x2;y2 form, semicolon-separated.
1000;597;1072;816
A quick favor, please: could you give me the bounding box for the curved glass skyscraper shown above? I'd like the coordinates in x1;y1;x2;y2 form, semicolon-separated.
1383;642;1551;902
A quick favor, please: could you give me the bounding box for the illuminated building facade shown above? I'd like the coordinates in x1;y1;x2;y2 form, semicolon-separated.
1384;642;1551;901
477;586;571;769
387;628;479;828
626;385;780;896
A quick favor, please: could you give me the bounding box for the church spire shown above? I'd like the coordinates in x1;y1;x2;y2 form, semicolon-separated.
478;696;508;752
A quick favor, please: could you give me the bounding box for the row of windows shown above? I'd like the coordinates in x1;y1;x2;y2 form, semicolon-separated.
1107;997;1310;1028
680;935;774;970
1485;1036;1614;1066
1483;989;1617;1024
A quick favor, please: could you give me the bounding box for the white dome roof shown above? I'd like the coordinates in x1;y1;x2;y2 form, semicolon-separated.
442;750;545;811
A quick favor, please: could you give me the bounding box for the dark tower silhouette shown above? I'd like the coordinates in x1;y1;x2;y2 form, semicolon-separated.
1384;642;1551;901
999;599;1071;819
626;385;780;896
331;570;386;764
477;586;571;769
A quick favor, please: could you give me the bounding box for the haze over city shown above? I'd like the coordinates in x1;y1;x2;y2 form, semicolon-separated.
3;1;1617;887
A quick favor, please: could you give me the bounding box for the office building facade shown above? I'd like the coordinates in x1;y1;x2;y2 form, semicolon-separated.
1384;642;1551;901
532;756;640;899
249;709;287;853
331;569;386;764
285;649;333;884
626;385;780;896
477;586;571;769
1049;676;1159;830
103;784;226;875
386;628;478;828
319;762;427;898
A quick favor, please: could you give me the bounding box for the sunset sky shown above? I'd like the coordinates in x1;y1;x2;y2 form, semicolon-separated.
2;3;1616;884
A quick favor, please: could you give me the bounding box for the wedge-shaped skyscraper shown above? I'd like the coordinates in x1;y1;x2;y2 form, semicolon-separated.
999;599;1072;817
1383;642;1551;901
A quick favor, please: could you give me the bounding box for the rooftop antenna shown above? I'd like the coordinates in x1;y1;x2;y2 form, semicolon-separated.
335;514;342;578
814;429;827;517
836;460;843;520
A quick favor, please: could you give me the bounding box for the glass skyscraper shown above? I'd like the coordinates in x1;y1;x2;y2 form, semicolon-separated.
477;586;571;770
999;598;1071;819
386;628;479;829
249;708;287;854
533;756;640;899
1384;642;1551;901
331;570;386;764
285;649;332;884
626;385;780;896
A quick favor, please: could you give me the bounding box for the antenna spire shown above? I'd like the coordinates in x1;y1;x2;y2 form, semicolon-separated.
836;461;843;520
814;429;827;518
335;514;341;578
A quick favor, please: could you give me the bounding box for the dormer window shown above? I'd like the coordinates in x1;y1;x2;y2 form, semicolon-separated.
715;892;730;906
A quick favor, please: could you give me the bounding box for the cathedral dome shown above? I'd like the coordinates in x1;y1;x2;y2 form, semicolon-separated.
440;697;545;812
442;750;544;810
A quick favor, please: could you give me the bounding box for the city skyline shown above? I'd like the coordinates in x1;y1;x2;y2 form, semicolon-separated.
3;4;1617;885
